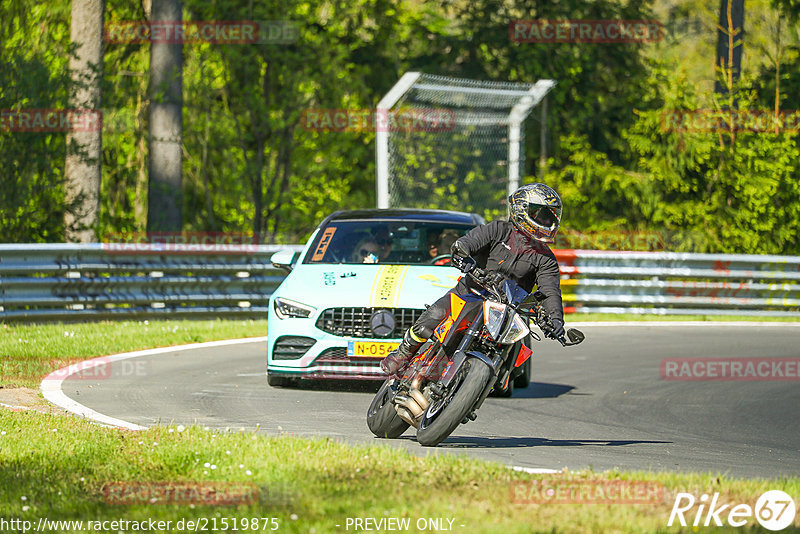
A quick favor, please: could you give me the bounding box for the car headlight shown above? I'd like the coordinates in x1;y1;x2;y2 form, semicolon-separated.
274;297;316;319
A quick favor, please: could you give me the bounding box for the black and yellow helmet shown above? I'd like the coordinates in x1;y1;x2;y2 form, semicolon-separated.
508;183;562;243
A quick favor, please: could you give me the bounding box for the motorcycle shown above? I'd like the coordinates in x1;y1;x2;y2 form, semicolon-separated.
366;267;585;446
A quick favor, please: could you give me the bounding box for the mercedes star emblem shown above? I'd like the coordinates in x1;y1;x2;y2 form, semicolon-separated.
370;309;396;338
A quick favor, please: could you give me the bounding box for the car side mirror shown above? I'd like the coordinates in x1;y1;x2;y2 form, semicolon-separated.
270;250;297;272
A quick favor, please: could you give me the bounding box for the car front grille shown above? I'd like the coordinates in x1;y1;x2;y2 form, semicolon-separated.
313;348;383;374
273;335;316;360
315;307;424;338
315;347;349;362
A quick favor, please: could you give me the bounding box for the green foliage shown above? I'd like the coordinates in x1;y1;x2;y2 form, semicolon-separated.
772;0;800;19
99;0;151;239
0;3;73;242
621;64;800;253
2;0;800;254
542;60;800;254
416;0;657;167
181;0;420;242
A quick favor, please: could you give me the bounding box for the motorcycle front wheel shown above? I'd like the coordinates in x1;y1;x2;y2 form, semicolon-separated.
416;358;492;447
366;378;410;438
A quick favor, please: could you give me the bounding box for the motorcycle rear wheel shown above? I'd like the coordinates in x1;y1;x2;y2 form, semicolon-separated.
416;359;492;447
366;379;410;438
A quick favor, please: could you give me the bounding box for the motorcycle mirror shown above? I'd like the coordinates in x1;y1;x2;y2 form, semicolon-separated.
565;328;585;346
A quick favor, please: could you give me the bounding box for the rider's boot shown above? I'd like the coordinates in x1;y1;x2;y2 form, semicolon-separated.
380;329;426;375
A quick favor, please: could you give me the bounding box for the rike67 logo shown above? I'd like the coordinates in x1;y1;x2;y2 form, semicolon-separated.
668;490;796;531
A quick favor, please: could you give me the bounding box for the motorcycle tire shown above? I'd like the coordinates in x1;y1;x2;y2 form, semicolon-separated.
491;376;514;398
366;378;410;438
513;358;531;389
416;359;492;447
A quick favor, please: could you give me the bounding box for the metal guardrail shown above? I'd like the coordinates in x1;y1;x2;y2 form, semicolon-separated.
555;250;800;317
1;245;799;321
0;243;303;321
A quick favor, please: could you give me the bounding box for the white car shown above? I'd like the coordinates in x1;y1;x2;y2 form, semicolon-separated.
266;208;494;385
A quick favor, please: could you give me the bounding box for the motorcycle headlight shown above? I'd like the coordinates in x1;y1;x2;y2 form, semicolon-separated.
499;313;530;345
483;301;507;341
274;297;316;319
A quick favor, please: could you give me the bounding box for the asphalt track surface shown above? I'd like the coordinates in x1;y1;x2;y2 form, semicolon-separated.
62;325;800;478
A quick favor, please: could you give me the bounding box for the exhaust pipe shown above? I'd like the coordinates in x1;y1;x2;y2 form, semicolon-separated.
394;405;418;428
395;394;423;417
408;388;429;411
394;392;429;428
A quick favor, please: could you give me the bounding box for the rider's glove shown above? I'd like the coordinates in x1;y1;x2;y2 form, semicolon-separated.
487;270;505;286
452;254;476;274
546;318;565;339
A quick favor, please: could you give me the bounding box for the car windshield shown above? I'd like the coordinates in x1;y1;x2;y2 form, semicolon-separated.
303;220;474;265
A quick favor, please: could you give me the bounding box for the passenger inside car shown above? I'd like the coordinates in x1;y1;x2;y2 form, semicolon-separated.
427;230;459;264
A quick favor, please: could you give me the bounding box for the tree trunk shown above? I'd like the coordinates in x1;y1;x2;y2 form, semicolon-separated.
714;0;745;98
65;0;104;243
147;0;183;233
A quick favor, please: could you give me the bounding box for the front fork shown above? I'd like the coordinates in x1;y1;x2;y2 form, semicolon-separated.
436;315;502;415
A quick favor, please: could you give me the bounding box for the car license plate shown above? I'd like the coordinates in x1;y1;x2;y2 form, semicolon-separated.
347;341;399;358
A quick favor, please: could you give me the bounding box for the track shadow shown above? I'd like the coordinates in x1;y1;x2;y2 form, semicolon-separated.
283;380;577;398
285;378;382;394
396;436;671;449
512;382;576;398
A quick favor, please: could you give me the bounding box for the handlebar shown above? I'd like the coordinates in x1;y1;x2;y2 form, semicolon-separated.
466;267;505;301
518;299;568;346
466;267;582;348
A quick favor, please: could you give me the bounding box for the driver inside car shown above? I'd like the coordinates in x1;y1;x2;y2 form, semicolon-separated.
352;236;381;264
381;183;567;375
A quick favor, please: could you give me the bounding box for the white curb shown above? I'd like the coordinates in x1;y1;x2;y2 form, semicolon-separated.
512;465;562;474
40;337;269;431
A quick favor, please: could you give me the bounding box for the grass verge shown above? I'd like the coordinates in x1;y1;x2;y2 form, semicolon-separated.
570;313;800;323
0;319;266;389
1;410;798;533
1;318;798;532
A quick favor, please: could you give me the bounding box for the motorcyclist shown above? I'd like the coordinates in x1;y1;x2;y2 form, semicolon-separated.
380;183;566;375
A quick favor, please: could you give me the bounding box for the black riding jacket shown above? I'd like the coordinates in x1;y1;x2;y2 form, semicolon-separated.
451;220;564;322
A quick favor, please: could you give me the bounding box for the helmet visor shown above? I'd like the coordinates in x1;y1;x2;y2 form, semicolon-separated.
527;204;560;229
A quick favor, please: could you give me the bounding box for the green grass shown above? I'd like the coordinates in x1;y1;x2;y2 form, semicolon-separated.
570;313;800;323
0;319;267;388
1;410;797;533
1;318;798;532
